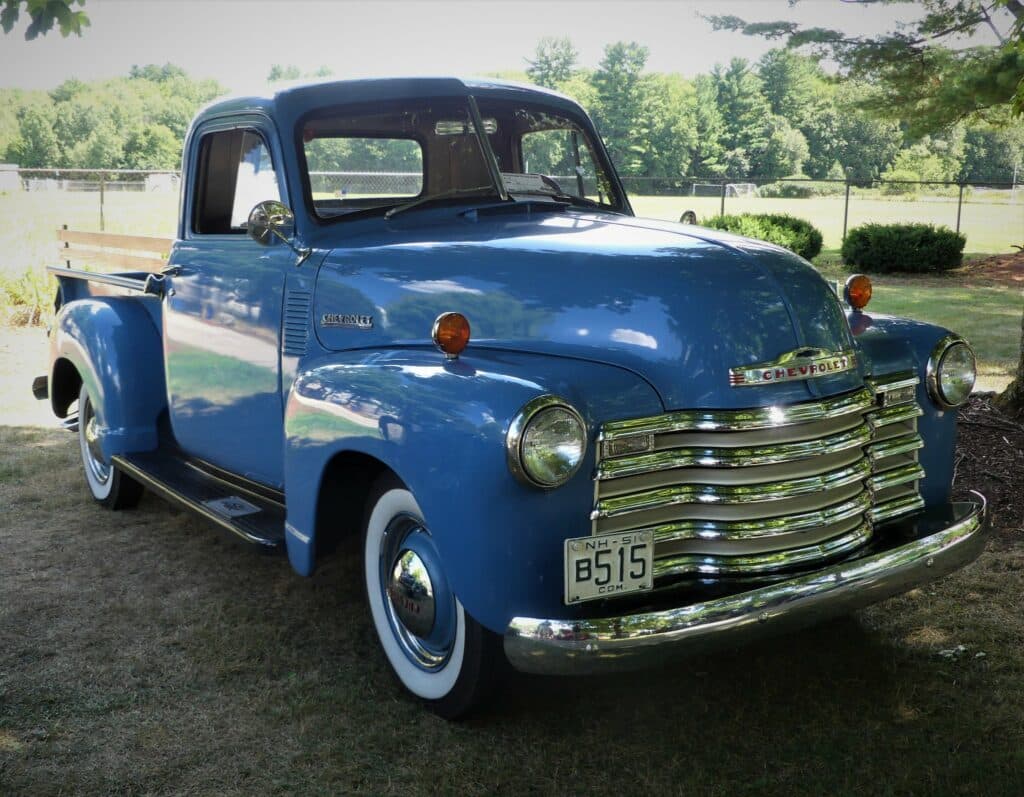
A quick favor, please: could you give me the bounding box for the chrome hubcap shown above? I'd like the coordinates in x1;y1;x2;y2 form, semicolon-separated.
388;549;436;639
380;516;456;671
81;395;110;484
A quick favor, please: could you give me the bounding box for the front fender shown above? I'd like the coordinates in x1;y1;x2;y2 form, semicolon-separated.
283;347;663;633
851;310;962;506
51;297;167;460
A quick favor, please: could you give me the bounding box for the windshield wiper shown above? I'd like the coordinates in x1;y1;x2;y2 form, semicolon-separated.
509;189;603;210
385;186;500;219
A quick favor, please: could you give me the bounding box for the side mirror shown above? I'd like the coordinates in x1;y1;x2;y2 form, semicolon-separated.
247;200;296;246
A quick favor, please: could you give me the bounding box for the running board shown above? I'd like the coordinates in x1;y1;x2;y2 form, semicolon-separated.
112;451;286;549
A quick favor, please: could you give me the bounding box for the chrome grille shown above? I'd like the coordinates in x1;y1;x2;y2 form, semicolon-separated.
593;377;925;585
864;373;925;523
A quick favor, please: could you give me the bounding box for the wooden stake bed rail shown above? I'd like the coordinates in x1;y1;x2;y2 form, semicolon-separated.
56;227;173;274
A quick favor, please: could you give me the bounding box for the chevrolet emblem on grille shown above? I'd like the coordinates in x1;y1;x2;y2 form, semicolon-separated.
729;347;856;386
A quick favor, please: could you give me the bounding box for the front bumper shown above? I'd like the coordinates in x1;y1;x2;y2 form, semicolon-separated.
504;499;989;675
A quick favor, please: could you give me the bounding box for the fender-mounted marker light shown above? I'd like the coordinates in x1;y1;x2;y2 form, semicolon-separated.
844;274;872;310
432;312;471;359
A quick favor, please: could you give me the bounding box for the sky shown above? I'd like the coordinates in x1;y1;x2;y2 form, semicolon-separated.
0;0;1006;92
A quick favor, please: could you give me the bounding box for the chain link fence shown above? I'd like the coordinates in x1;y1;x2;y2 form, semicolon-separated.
1;168;1020;271
621;176;1022;252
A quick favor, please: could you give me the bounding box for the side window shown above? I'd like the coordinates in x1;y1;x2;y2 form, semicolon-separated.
520;129;603;202
193;129;281;235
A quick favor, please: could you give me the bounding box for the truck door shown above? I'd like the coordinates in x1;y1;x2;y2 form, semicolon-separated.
162;122;290;488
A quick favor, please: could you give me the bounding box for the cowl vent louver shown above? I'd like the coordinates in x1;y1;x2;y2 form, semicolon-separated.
283;288;311;356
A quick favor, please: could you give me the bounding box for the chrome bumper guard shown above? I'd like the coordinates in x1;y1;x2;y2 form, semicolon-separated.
504;499;989;675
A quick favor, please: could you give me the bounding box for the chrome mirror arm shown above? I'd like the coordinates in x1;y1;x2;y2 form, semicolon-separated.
247;200;311;266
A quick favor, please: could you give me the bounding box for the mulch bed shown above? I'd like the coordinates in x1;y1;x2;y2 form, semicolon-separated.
953;394;1024;540
960;249;1024;285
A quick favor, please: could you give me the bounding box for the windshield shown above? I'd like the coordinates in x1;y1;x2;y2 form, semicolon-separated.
301;95;623;220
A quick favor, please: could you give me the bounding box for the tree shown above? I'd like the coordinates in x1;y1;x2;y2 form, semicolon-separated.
4;65;225;169
994;33;1024;418
526;37;578;89
833;111;905;181
754;115;809;178
590;42;651;173
960;119;1024;181
757;49;824;126
1;0;88;39
641;72;698;178
123;123;180;169
6;103;59;165
706;1;1024;136
267;64;301;82
687;75;727;175
709;58;775;175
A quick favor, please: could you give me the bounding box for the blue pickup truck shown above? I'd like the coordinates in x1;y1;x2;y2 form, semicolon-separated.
37;77;988;718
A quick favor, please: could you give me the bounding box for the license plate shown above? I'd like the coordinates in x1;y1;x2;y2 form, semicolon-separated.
564;530;654;605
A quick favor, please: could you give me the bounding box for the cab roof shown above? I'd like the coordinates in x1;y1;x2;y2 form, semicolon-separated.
193;76;586;129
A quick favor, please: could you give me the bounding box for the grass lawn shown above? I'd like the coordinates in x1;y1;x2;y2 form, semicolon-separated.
1;328;1023;794
811;256;1021;392
631;193;1023;253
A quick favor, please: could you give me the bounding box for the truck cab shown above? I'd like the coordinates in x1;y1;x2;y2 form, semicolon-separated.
41;77;988;718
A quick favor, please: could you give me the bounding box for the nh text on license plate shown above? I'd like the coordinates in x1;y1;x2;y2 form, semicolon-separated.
564;530;654;604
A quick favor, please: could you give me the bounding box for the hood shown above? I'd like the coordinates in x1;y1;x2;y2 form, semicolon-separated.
312;209;861;410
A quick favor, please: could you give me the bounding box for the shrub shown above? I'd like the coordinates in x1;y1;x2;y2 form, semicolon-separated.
0;268;53;326
841;223;965;273
703;213;824;260
757;181;845;199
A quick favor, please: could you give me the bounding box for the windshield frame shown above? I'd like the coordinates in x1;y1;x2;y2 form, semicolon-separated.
295;90;629;226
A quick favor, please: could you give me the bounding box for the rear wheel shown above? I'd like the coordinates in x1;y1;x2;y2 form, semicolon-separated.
363;475;501;719
78;383;143;510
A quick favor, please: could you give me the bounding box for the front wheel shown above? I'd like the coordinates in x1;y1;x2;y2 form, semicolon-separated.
363;476;501;719
77;383;143;510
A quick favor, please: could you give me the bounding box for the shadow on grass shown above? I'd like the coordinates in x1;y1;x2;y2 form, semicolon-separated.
2;424;1021;795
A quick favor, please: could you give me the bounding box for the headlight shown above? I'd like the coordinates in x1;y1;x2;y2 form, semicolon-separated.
507;395;587;488
927;335;976;409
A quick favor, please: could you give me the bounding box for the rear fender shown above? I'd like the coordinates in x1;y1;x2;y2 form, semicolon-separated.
283;347;663;633
50;297;167;460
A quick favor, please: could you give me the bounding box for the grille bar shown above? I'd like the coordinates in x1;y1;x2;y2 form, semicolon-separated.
593;459;872;520
648;490;873;544
868;462;925;493
597;422;871;480
653;521;872;579
869;493;926;523
601;388;874;440
867;433;924;462
866;403;923;430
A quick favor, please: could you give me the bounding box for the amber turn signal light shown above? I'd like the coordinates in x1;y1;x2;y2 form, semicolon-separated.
844;274;872;310
432;312;471;359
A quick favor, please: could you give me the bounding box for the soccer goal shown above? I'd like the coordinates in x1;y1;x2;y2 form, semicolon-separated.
690;182;759;198
726;182;758;198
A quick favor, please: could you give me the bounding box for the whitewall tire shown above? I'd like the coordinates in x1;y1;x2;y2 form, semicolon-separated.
363;476;501;718
77;383;143;510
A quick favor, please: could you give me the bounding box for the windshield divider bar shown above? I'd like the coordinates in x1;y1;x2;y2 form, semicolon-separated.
467;94;509;201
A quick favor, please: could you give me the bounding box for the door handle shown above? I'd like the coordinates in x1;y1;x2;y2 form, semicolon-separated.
161;265;188;277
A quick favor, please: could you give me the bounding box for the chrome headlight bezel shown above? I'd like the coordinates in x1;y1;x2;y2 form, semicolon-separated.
506;395;587;489
926;334;977;409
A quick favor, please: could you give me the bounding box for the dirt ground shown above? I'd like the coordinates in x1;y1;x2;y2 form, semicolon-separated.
2;332;1024;795
961;249;1024;285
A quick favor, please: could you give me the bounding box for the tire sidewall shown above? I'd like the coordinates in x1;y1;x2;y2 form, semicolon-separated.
78;384;114;501
363;486;466;701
